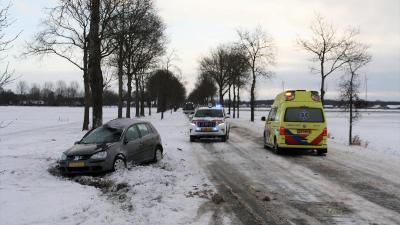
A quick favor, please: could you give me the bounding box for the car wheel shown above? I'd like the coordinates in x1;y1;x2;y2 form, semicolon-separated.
190;136;196;142
154;147;163;162
113;157;126;171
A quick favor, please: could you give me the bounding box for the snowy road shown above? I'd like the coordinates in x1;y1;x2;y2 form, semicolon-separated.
192;121;400;225
1;106;399;225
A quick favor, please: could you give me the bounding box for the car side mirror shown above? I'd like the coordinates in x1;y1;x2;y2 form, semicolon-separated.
261;116;266;121
74;141;80;145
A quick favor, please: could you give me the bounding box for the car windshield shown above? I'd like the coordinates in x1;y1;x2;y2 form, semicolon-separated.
80;126;122;144
284;107;324;122
194;109;223;117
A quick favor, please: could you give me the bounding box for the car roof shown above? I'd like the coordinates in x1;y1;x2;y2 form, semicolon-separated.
104;118;146;129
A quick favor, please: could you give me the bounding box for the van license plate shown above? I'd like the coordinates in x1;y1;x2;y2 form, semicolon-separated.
297;129;310;134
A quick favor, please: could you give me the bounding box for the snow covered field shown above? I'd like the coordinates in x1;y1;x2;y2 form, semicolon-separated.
1;106;399;225
0;106;217;225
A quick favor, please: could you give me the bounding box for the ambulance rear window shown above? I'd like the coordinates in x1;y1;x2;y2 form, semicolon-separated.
284;108;324;122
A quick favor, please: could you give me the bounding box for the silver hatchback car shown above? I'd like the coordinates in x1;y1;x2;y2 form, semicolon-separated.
59;118;163;175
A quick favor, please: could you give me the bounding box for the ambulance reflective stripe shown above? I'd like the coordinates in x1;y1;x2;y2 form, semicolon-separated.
284;129;324;145
284;129;308;145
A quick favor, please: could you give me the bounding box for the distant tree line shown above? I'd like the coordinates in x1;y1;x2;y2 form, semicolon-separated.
18;0;185;130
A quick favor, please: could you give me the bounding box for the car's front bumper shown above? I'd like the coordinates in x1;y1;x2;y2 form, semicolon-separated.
189;124;227;137
59;159;113;175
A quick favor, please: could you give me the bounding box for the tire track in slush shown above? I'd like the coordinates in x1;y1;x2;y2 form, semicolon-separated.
231;125;400;215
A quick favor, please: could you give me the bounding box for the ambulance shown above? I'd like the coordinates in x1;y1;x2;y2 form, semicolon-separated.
261;90;328;155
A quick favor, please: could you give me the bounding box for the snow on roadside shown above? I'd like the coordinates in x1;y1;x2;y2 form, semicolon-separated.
0;106;215;225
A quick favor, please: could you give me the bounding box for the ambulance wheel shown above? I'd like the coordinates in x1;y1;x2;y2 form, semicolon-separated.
273;139;282;154
317;149;327;156
263;132;268;149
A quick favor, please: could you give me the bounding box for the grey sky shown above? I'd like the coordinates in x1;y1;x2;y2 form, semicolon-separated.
4;0;400;101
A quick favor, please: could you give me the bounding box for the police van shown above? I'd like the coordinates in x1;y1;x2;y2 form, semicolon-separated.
261;90;328;155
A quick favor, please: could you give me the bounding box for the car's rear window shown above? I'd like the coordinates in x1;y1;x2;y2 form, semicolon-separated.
195;109;223;118
284;107;324;122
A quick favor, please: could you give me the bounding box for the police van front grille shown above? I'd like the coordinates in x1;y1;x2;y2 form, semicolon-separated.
196;121;216;127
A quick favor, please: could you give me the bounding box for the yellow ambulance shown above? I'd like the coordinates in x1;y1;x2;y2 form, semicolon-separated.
261;90;328;155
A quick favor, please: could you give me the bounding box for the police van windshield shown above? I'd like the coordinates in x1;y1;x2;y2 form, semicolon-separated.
284;107;324;122
195;109;223;118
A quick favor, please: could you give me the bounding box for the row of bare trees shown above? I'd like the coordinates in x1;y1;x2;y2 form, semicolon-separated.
25;0;170;130
190;27;275;121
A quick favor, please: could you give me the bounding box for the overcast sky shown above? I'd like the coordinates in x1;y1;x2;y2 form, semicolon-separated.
4;0;400;101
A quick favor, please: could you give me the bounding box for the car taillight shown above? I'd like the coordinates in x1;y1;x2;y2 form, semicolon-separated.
323;128;328;136
279;127;285;135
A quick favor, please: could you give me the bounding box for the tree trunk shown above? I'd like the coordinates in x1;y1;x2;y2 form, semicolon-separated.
233;84;236;119
349;72;354;145
320;60;326;105
82;42;90;130
237;87;240;118
117;38;124;118
134;75;140;117
126;75;132;118
219;86;223;105
140;78;145;117
250;71;256;122
228;85;231;114
88;0;103;128
148;100;151;116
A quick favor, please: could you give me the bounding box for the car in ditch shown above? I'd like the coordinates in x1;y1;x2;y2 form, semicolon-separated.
262;90;328;155
189;106;230;142
59;118;163;175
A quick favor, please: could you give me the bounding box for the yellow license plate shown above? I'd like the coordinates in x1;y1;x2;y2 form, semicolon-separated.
69;161;85;167
297;129;311;134
202;128;213;132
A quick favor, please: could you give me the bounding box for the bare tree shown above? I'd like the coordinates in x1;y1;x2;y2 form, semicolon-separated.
0;2;20;88
339;35;371;145
199;45;231;104
297;14;357;103
27;0;120;130
16;80;28;96
237;27;275;122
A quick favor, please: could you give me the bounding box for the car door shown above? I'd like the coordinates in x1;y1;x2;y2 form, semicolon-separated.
122;125;142;164
137;123;155;161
